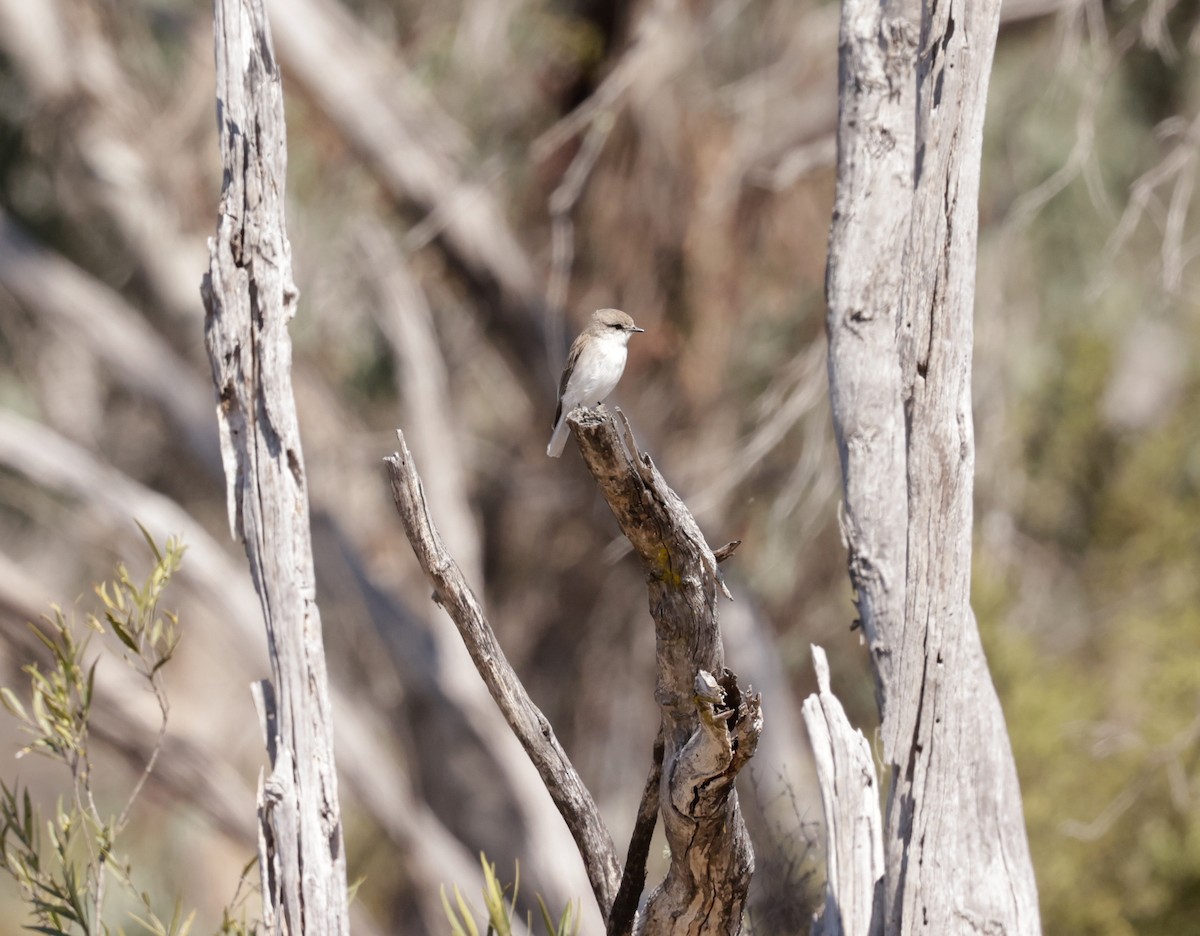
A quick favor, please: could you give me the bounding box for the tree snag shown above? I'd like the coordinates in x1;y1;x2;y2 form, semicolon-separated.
386;407;761;935
201;1;350;932
816;1;1042;935
570;408;762;936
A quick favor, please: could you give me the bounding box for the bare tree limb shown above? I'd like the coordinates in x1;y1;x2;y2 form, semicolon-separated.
384;432;622;920
201;1;349;932
608;727;663;936
569;407;762;936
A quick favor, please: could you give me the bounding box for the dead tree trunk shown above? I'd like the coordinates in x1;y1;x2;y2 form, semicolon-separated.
201;1;350;933
386;408;762;935
812;2;1042;935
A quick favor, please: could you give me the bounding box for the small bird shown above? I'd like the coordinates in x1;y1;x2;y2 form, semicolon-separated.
547;308;644;457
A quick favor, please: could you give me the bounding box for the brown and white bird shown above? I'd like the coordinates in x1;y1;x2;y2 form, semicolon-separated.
547;308;644;457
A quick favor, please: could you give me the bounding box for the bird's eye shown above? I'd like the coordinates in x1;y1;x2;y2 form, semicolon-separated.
609;322;622;329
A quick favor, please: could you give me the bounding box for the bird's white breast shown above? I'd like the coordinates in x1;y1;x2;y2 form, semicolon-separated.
564;338;628;410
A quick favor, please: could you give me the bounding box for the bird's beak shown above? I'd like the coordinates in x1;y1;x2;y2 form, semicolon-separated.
630;326;645;333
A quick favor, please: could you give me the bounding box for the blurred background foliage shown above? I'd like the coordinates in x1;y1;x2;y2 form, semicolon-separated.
0;0;1197;934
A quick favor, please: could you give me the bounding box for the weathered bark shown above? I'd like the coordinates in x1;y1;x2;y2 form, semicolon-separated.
570;408;762;936
801;647;883;936
384;432;623;919
819;1;1041;935
200;1;350;933
387;408;761;935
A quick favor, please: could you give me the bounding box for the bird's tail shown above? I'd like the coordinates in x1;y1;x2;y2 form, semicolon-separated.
546;418;570;457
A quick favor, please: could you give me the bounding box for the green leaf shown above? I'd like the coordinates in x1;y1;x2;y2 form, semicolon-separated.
1;687;30;723
440;885;473;936
347;874;366;905
168;898;196;936
135;521;163;565
478;855;512;935
22;787;33;846
84;662;98;711
29;897;79;923
31;691;54;739
28;624;59;657
535;895;556;935
108;618;139;654
454;885;480;936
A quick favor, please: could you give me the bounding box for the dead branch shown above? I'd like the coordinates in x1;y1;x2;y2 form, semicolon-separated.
569;407;762;936
384;432;622;919
608;727;664;936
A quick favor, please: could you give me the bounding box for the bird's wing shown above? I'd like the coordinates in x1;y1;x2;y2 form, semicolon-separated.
553;331;589;429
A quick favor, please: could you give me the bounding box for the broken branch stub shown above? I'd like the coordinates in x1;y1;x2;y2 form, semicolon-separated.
801;646;884;936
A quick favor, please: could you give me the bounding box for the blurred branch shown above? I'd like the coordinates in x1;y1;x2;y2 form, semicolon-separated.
732;0;1076;190
359;222;483;585
0;209;220;474
545;112;616;368
569;407;762;935
1098;112;1200;295
266;0;551;384
385;432;622;920
0;0;207;322
1010;0;1200;295
530;1;679;163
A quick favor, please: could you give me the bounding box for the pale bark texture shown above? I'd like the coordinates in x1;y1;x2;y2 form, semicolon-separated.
387;409;762;936
384;432;623;918
570;409;763;936
200;1;350;933
801;646;883;936
818;1;1041;935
